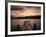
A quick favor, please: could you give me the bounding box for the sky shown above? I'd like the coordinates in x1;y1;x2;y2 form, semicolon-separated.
11;6;41;17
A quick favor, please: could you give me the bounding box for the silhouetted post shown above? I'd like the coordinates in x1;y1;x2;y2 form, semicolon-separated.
16;25;22;31
34;23;36;30
16;25;20;31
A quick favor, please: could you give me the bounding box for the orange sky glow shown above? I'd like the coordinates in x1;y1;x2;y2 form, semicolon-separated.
11;6;41;17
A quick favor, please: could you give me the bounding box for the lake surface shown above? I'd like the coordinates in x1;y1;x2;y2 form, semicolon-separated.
11;19;41;31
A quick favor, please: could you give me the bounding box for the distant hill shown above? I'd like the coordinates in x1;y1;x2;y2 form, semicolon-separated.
11;16;41;19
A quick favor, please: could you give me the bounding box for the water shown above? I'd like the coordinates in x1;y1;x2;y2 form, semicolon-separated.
11;19;41;31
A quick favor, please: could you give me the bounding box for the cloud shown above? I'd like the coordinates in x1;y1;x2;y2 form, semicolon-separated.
11;6;41;17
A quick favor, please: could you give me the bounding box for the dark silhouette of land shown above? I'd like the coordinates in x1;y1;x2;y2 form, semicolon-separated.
11;16;41;19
